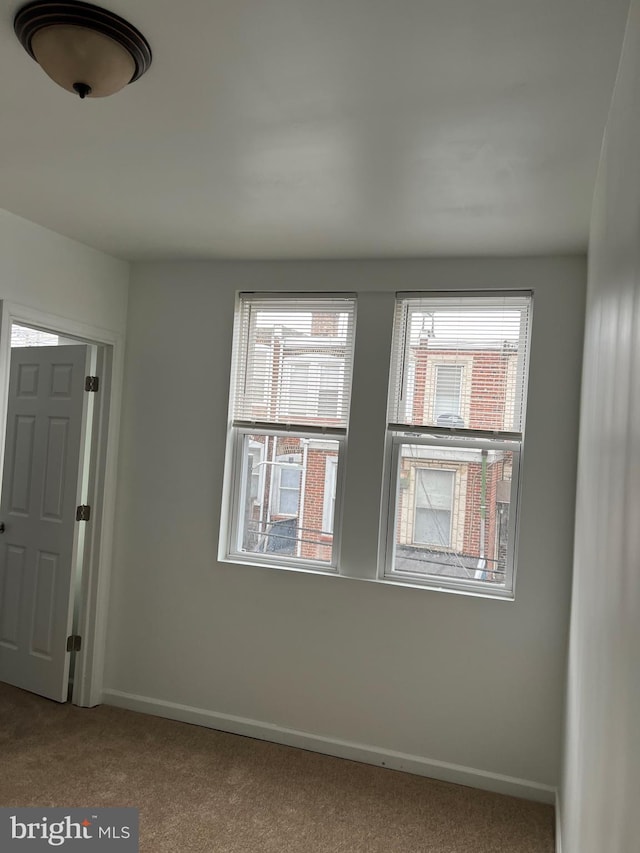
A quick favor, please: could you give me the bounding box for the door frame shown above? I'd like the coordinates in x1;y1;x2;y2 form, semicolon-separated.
0;300;124;707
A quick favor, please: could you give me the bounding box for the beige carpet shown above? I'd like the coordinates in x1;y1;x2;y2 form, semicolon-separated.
0;682;554;852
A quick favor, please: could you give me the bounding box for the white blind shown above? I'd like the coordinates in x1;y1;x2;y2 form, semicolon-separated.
388;293;531;433
232;295;356;430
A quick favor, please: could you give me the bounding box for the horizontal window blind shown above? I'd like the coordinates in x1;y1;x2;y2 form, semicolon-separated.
232;295;356;430
388;293;531;433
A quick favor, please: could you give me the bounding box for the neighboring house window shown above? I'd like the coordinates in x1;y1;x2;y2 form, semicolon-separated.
322;456;338;533
248;344;271;413
247;444;264;504
433;365;463;422
318;362;343;419
414;468;454;547
274;454;302;515
281;357;344;420
225;294;355;568
386;293;531;595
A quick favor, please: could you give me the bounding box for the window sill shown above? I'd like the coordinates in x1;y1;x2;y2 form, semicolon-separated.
219;555;515;601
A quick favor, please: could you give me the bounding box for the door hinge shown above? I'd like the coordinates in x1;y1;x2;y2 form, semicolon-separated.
85;376;99;392
76;505;91;522
66;635;82;652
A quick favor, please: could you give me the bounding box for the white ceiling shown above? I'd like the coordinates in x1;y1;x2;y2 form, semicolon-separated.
0;0;630;260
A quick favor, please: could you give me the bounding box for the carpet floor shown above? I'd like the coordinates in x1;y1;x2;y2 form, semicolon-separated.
0;682;554;852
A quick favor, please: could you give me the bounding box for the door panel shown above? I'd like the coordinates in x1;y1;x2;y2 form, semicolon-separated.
0;345;88;701
0;546;24;647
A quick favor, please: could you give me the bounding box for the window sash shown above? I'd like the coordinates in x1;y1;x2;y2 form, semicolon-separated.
231;294;356;430
384;434;521;596
388;292;531;434
227;427;345;571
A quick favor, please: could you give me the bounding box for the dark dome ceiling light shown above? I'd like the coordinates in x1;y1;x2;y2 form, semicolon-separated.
14;0;152;99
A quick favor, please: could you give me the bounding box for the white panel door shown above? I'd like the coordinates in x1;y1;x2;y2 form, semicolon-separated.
0;345;89;701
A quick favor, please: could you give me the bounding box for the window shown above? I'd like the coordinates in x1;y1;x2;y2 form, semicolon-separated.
318;362;343;418
386;293;531;595
274;454;302;515
222;289;531;597
247;442;265;504
281;356;345;420
434;365;463;423
322;456;338;534
226;295;355;568
414;468;454;547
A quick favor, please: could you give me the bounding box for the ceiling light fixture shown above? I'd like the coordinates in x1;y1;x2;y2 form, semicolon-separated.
14;0;152;99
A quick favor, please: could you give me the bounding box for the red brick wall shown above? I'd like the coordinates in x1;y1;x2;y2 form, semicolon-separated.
300;449;335;561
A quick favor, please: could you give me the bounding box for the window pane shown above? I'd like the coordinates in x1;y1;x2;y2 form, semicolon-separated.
415;508;451;547
392;443;514;586
389;295;530;432
237;433;339;564
233;297;356;428
414;468;454;546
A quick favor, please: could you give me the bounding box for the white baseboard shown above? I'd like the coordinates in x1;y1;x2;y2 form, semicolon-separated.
102;688;555;804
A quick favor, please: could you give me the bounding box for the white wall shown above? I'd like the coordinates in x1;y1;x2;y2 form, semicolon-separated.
0;209;129;334
106;256;584;799
560;1;640;848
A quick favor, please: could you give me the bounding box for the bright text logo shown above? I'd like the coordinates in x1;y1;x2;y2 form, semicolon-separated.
0;808;138;851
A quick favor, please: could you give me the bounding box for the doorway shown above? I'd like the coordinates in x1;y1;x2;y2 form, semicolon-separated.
0;303;122;707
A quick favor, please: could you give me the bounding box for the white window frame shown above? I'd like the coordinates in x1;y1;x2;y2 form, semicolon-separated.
227;427;346;572
221;289;531;598
381;291;531;598
222;293;355;573
384;434;522;596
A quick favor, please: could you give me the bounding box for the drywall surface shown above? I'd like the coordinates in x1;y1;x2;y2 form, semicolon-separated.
560;1;640;849
107;256;584;792
0;209;128;333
